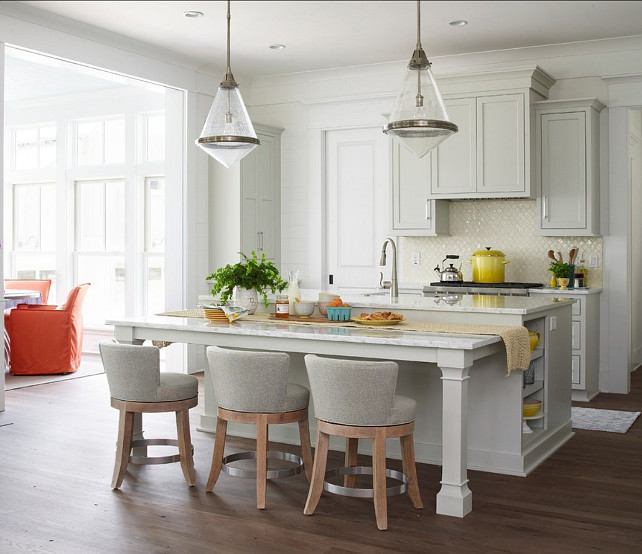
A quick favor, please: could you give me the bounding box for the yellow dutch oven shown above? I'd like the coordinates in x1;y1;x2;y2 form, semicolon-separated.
468;247;510;283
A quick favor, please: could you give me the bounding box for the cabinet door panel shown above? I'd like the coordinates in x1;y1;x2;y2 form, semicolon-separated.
571;321;582;350
540;112;587;230
477;94;525;194
571;355;581;385
431;98;476;195
392;143;431;230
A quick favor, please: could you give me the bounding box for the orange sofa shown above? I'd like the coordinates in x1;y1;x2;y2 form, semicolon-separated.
4;279;52;304
4;283;90;375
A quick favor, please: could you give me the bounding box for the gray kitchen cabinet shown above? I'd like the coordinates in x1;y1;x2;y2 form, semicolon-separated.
391;141;449;236
240;124;283;263
535;98;604;236
530;288;601;401
430;93;530;199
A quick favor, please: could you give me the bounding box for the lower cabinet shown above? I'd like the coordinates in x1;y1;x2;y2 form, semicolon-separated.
529;289;601;401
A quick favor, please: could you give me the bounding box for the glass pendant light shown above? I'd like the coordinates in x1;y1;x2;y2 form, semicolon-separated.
383;0;457;158
196;0;259;168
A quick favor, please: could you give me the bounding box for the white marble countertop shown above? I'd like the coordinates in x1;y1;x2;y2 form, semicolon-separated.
528;287;602;295
106;314;502;351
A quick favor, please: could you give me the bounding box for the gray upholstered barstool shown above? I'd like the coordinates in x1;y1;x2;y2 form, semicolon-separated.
303;354;423;531
99;341;199;489
205;346;313;509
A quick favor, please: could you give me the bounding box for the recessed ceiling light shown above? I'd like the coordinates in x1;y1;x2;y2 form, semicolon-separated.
449;20;468;27
183;11;204;18
269;44;286;50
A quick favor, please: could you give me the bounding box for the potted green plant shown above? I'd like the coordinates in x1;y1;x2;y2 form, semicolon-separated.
206;250;287;313
549;260;572;289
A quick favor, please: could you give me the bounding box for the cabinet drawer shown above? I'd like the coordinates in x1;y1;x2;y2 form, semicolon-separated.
571;355;581;385
572;299;582;316
571;321;582;350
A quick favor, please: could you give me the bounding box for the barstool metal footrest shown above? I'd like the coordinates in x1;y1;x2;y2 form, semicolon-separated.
130;438;193;465
324;466;408;498
222;450;304;479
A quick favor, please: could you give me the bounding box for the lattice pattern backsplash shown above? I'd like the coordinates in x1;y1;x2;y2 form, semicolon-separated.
399;199;603;288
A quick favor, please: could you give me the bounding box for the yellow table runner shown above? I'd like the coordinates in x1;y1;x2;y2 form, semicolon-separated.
157;309;530;375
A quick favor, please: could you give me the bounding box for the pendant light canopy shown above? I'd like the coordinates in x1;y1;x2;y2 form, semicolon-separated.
383;0;457;158
196;0;259;168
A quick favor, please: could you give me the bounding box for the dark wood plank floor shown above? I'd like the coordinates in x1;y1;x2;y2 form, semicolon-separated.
1;369;641;554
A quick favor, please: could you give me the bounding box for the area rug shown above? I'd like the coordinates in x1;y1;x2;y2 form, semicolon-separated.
4;361;105;391
571;407;641;433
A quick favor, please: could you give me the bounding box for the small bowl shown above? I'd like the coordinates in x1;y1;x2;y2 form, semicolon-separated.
293;301;315;317
318;292;340;302
523;400;542;418
326;306;352;321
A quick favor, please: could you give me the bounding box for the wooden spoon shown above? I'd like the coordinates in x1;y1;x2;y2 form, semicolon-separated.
547;250;557;261
569;248;577;265
557;251;563;263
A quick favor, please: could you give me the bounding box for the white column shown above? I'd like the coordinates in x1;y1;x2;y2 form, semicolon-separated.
436;349;474;517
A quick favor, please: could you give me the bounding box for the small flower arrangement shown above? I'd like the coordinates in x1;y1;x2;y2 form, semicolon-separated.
206;250;287;307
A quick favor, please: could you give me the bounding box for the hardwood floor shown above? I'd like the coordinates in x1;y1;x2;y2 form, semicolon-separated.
1;369;640;554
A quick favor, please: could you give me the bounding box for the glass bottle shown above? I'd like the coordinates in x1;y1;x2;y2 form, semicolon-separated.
275;294;289;318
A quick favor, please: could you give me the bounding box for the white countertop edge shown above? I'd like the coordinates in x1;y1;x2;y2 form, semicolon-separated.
106;316;502;350
529;287;602;295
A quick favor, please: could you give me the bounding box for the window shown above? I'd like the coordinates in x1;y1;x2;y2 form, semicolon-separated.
13;125;56;170
75;118;126;166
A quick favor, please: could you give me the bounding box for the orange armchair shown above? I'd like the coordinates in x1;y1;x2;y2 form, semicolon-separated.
4;279;52;304
4;283;90;375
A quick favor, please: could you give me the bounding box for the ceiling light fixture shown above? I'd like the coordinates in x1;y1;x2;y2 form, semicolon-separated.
383;0;457;158
196;0;259;168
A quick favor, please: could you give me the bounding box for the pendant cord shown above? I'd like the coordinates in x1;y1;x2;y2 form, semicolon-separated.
226;0;231;73
416;0;421;51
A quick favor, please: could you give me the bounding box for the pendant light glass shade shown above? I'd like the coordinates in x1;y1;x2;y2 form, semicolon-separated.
383;1;457;158
197;84;259;168
195;1;259;168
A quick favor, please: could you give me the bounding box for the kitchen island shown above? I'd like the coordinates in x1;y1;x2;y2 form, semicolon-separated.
106;294;572;518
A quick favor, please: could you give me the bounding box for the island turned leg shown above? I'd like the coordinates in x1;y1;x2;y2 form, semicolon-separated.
436;350;473;517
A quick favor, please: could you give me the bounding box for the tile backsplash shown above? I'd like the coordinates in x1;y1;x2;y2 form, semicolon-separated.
399;199;603;288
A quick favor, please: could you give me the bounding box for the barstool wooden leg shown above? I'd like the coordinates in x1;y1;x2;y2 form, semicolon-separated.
256;414;268;509
372;428;388;531
303;430;330;515
206;416;228;491
298;417;313;482
112;409;134;489
344;437;359;487
400;433;423;509
175;408;196;486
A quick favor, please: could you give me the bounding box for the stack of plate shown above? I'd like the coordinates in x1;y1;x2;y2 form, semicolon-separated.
203;308;227;322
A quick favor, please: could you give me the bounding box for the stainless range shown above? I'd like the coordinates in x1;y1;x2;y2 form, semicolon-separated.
423;281;545;297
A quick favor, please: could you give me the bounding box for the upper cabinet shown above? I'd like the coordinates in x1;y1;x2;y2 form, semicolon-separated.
534;99;604;236
391;141;449;236
431;93;527;198
240;124;283;263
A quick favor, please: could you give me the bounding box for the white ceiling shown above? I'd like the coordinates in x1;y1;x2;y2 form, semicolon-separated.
18;1;642;79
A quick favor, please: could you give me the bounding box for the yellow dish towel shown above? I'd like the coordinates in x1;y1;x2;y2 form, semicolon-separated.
401;321;531;376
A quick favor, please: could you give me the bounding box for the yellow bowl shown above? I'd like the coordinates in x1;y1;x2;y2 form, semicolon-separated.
523;400;542;418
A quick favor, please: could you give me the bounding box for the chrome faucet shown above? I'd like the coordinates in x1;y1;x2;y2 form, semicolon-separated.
379;237;399;300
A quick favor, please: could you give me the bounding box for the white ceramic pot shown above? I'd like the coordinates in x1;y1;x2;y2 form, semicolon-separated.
231;286;258;315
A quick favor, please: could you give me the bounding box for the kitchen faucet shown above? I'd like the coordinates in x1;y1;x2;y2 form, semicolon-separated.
379;237;398;300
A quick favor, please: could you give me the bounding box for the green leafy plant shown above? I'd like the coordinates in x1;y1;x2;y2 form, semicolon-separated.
548;260;572;279
206;250;287;307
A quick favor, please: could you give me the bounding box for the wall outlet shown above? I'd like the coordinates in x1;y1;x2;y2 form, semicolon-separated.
549;315;557;331
411;252;421;266
589;254;598;268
